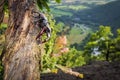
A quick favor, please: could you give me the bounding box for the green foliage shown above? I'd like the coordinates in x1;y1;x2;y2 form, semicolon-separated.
97;26;113;38
67;5;88;10
58;48;85;67
84;26;112;62
69;27;82;35
3;0;8;12
41;14;58;71
0;24;5;80
110;52;120;61
3;0;61;12
42;47;85;72
55;22;65;32
55;0;61;3
117;29;120;36
110;29;120;61
69;24;85;35
0;23;7;34
41;16;86;70
0;61;3;80
51;8;73;17
84;26;120;62
37;0;61;11
37;0;50;11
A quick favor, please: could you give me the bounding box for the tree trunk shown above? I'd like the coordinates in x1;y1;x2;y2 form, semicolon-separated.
0;0;4;24
2;0;41;80
106;49;109;61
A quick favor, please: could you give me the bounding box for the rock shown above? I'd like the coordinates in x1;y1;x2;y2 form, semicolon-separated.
41;61;120;80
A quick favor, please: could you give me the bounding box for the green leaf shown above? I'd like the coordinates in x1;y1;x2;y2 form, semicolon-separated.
37;0;43;10
55;0;61;3
37;0;50;11
42;1;50;11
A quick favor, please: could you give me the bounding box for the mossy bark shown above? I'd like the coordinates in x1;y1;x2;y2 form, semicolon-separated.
2;0;41;80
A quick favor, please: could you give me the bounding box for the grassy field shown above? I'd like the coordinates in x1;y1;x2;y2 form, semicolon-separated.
56;5;88;11
51;8;73;17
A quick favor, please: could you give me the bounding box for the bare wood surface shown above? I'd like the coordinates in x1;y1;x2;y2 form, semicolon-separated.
56;64;84;78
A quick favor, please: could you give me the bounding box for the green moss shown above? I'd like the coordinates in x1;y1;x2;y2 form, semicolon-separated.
0;23;7;34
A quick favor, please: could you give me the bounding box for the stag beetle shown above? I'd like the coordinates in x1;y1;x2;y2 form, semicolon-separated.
32;10;51;43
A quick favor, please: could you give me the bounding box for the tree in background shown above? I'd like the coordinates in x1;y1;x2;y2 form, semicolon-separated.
97;26;113;61
110;29;120;61
0;0;60;80
84;26;113;62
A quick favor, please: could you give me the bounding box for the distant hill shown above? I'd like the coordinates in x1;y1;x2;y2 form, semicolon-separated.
52;0;120;32
50;0;120;49
74;0;120;32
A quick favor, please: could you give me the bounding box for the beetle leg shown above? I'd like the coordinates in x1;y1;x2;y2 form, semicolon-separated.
36;27;46;40
42;29;51;43
42;28;51;43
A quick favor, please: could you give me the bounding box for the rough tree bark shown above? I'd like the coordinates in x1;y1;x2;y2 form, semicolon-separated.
0;0;4;24
2;0;41;80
